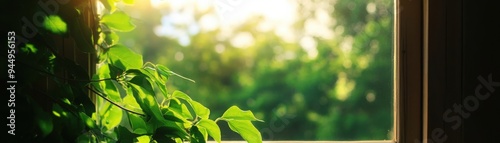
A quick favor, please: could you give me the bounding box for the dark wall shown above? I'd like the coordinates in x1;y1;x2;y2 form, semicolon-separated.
428;0;500;142
462;1;500;142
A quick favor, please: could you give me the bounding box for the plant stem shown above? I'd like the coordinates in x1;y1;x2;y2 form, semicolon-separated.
169;71;196;83
87;86;146;116
214;118;222;123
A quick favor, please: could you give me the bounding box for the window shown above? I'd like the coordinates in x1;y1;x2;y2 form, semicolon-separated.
6;0;430;142
110;0;416;142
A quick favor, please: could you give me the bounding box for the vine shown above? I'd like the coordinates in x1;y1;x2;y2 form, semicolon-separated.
93;0;263;142
9;0;262;142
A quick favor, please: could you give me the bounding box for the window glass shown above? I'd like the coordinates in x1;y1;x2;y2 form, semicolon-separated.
116;0;394;140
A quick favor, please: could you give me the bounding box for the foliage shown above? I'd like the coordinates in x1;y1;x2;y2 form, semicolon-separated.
117;0;394;140
6;0;262;142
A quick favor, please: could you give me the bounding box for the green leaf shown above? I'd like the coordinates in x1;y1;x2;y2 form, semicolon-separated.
162;99;190;123
124;69;167;108
116;126;140;143
98;50;108;63
190;126;206;143
191;101;210;119
102;131;119;142
21;43;38;54
220;106;262;143
125;69;152;79
144;67;168;97
123;0;135;4
154;125;190;140
107;44;143;70
99;31;120;46
172;90;192;101
198;127;208;141
122;95;142;113
101;11;136;32
227;120;262;143
175;138;183;143
197;119;221;143
128;76;164;122
99;102;123;130
152;131;176;143
76;133;93;143
165;99;192;120
162;109;187;123
35;106;53;137
221;106;263;121
43;15;67;34
171;91;209;119
136;135;151;143
156;64;171;80
127;113;149;134
96;64;122;102
97;63;112;78
79;112;97;130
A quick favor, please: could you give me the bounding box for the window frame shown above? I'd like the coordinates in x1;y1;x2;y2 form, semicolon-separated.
394;0;425;142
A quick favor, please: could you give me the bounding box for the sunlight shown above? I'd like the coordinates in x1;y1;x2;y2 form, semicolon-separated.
108;0;395;140
149;0;297;26
151;0;299;40
147;0;337;60
230;32;255;49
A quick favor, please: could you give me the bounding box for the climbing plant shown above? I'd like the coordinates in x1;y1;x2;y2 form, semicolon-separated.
92;0;263;142
7;0;262;142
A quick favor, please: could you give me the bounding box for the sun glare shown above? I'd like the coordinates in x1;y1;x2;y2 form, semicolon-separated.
148;0;331;60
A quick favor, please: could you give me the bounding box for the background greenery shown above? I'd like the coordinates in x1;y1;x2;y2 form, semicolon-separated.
117;0;394;140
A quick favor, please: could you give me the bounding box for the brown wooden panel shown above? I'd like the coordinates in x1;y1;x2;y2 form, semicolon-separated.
426;0;464;142
427;0;500;142
396;0;423;142
462;1;500;142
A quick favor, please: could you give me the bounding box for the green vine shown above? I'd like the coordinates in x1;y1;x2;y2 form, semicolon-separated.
92;0;263;142
9;0;262;142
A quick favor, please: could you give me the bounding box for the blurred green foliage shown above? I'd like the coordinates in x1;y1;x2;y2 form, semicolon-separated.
118;0;394;140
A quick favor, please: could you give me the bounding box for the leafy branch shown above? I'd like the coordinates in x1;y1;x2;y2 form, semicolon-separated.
26;0;265;142
87;86;146;116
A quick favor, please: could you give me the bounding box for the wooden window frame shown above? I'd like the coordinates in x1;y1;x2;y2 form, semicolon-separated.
395;0;426;142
